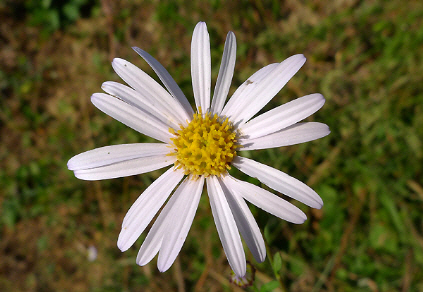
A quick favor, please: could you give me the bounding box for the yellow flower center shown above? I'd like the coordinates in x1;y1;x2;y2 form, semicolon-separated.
169;111;239;177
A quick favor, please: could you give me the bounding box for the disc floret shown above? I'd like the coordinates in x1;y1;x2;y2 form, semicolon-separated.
169;111;239;177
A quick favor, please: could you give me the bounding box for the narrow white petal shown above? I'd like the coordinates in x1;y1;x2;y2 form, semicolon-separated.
136;176;184;266
136;234;163;267
232;156;323;209
239;122;330;150
219;176;266;263
191;22;211;114
226;54;306;126
207;176;246;277
238;122;331;151
132;47;194;118
68;143;170;171
112;58;190;124
222;63;278;118
240;93;325;139
73;155;174;181
102;81;181;130
158;176;204;272
211;31;236;114
223;176;307;224
118;168;184;252
91;93;173;143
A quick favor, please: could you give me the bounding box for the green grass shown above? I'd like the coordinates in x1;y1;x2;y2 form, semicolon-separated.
0;0;422;291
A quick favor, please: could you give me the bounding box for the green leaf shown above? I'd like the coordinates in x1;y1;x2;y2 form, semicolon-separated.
273;252;282;274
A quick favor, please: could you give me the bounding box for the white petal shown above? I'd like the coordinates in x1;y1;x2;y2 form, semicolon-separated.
211;31;236;114
132;47;194;118
239;122;330;150
223;176;307;224
225;54;306;126
91;93;173;143
112;58;190;124
136;176;184;266
157;176;204;272
191;22;211;114
219;176;266;263
73;155;174;181
222;63;278;119
240;93;325;139
118;168;184;252
232;156;323;209
136;232;163;267
68;143;170;171
206;176;246;277
102;81;181;130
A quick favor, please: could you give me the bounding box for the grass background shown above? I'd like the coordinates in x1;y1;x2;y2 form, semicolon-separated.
0;0;422;291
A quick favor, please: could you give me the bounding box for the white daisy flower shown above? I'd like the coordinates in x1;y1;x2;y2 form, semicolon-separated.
67;22;330;277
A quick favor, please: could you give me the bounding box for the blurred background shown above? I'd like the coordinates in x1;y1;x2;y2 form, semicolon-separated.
0;0;422;291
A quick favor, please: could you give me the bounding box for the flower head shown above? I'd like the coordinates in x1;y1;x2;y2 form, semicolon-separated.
67;22;330;277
